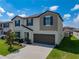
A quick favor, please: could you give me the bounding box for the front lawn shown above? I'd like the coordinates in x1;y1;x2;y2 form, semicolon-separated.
0;39;23;56
47;35;79;59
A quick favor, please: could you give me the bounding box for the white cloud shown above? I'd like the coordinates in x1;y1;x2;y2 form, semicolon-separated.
71;4;79;11
71;14;79;28
6;12;14;17
73;14;79;23
0;7;5;13
63;14;71;19
64;14;79;28
49;5;59;11
19;14;27;17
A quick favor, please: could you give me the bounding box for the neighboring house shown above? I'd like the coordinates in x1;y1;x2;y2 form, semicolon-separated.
0;21;13;37
0;11;64;45
63;27;75;37
73;30;79;39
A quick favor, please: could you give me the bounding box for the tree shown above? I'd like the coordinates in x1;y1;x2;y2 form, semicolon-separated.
5;29;16;48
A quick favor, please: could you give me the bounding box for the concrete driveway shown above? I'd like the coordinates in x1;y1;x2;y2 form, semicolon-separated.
6;43;54;59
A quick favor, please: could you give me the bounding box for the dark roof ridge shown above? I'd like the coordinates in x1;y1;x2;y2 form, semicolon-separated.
11;10;63;21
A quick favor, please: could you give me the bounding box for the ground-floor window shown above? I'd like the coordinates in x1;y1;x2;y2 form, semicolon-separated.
15;32;20;39
0;31;3;35
24;32;29;39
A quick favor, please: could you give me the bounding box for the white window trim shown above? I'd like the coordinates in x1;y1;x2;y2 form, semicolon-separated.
45;16;51;17
45;25;51;26
45;16;51;26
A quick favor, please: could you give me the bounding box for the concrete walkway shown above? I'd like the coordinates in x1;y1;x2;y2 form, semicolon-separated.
6;43;54;59
0;55;8;59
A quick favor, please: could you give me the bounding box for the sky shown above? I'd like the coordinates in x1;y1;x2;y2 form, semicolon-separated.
0;0;79;28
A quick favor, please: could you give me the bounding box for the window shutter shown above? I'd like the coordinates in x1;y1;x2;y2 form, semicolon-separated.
50;16;53;25
27;19;28;26
19;32;20;38
31;18;33;25
19;20;20;26
43;17;46;25
15;21;16;26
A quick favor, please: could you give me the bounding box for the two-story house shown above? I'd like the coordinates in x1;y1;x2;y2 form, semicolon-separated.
0;11;64;45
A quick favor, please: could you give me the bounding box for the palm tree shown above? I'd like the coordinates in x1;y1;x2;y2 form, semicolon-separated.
5;29;16;48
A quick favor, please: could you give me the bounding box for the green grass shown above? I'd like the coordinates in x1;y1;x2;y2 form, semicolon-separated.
47;35;79;59
0;39;23;56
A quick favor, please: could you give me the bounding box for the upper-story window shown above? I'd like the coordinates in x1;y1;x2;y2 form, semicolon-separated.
27;18;33;26
15;20;20;26
3;23;9;28
43;16;53;26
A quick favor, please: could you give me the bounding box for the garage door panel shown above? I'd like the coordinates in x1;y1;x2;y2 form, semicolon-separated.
34;34;55;45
